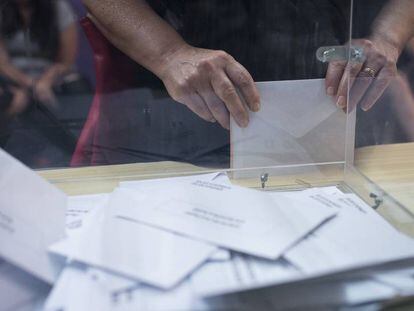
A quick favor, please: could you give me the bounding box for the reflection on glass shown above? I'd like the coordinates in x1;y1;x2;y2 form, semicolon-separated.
0;0;413;177
0;0;91;168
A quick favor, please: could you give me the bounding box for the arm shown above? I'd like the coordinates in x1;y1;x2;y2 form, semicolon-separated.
370;0;414;57
0;40;33;88
326;0;414;111
83;0;190;79
38;23;78;84
34;23;78;104
83;0;260;129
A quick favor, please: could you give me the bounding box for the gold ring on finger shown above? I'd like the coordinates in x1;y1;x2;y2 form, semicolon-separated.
361;67;377;78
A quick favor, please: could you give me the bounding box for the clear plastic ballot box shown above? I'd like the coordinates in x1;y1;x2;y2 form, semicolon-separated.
1;0;414;309
26;0;413;237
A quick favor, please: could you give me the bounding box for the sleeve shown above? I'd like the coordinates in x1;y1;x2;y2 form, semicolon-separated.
56;0;77;32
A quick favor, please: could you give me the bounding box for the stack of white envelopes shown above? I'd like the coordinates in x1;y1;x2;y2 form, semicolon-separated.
44;172;414;310
3;145;414;311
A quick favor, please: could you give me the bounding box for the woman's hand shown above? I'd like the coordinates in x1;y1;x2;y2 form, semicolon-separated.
158;46;260;130
325;38;399;112
33;77;57;107
7;87;30;117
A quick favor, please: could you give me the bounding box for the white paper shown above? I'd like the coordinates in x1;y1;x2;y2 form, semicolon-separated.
114;179;336;259
255;277;397;310
45;264;242;311
285;191;414;275
44;263;399;311
50;175;230;296
0;262;50;311
252;80;339;138
0;148;66;283
49;190;216;289
208;249;231;262
191;255;300;297
190;188;349;297
374;267;414;295
66;194;110;234
44;264;112;311
231;79;345;178
119;172;229;190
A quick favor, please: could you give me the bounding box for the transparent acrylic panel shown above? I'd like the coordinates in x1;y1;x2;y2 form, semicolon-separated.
0;0;93;169
4;2;414;310
0;0;354;191
344;0;414;237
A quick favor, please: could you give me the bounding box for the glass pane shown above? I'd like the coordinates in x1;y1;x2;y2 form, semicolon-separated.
4;2;414;310
0;0;354;190
345;0;414;235
1;0;356;194
0;0;93;169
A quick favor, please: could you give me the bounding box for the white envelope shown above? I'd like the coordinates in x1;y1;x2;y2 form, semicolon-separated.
119;172;230;190
44;263;113;311
285;191;414;275
231;79;345;179
0;148;66;283
190;255;300;297
114;179;336;259
233;79;338;139
66;193;110;234
0;261;50;311
49;190;217;289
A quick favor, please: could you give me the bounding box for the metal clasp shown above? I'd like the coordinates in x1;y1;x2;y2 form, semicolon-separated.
369;193;383;210
260;173;269;189
316;45;366;63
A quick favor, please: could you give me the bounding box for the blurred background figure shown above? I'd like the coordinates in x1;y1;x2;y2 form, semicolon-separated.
0;0;92;167
387;38;414;142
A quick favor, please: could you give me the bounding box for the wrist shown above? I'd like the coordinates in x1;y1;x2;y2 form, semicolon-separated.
151;42;193;80
37;74;55;87
369;31;402;62
21;77;34;89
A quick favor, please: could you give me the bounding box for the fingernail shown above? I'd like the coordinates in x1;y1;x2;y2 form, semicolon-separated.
336;96;346;108
361;103;372;112
253;101;260;112
210;118;216;123
327;87;335;96
239;118;249;128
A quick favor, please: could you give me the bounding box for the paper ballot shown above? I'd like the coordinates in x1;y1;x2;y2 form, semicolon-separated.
0;262;50;311
49;190;216;289
119;172;229;190
66;194;110;234
191;255;300;297
231;79;345;178
285;191;414;275
247;79;340;138
0;148;66;283
45;259;400;311
114;178;336;259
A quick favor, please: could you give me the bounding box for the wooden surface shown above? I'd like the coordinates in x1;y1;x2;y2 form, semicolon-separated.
355;142;414;213
38;142;414;216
